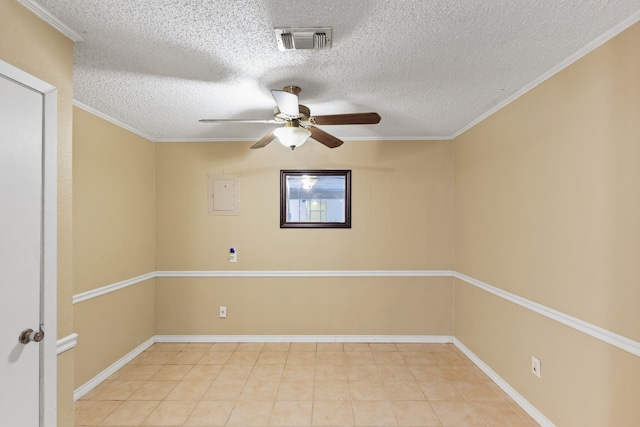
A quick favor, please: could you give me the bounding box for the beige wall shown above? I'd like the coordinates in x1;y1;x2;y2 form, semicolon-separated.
455;279;640;425
155;139;454;335
156;139;453;270
72;107;156;387
73;107;156;292
0;1;74;425
74;280;155;386
453;22;640;425
6;1;638;424
156;277;452;336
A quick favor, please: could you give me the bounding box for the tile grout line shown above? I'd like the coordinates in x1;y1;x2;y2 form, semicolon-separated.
74;342;539;427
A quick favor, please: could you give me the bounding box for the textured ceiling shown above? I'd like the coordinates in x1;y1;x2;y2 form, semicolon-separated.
30;0;640;142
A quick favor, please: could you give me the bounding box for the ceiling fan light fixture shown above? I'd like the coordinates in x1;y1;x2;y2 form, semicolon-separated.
201;85;380;150
301;175;318;189
274;125;311;150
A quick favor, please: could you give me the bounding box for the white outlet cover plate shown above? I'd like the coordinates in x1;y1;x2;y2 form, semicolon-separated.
531;356;541;378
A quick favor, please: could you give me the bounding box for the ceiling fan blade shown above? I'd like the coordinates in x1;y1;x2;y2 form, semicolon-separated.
199;118;278;124
309;112;381;126
271;90;300;117
307;126;344;148
250;129;277;149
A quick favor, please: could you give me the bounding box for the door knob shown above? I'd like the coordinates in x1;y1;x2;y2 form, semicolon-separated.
19;328;44;344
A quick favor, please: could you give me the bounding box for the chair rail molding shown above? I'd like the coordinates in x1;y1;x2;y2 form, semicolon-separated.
71;270;640;358
56;333;78;355
453;271;640;358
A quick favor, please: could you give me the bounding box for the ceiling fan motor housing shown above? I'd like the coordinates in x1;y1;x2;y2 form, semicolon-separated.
200;84;380;150
274;105;310;122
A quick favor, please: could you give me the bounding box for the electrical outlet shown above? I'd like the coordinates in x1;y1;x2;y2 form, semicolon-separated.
531;356;541;378
219;306;227;318
229;247;237;263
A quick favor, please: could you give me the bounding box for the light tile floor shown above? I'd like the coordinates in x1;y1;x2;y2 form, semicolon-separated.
75;342;539;426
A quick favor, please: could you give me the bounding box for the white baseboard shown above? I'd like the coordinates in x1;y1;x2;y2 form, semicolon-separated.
73;335;450;400
155;334;454;343
453;337;554;427
74;333;550;426
73;336;155;401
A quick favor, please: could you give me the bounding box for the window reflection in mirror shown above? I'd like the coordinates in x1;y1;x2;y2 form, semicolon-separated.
280;170;351;228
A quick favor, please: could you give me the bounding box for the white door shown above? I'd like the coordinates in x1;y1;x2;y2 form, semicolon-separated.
0;70;47;426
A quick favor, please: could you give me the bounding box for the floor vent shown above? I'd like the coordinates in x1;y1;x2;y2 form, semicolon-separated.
275;27;332;51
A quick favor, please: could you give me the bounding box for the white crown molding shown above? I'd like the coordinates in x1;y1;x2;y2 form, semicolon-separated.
73;272;155;304
451;10;640;139
73;336;154;400
73;100;157;142
155;335;453;344
155;270;454;278
17;0;84;42
154;135;454;143
67;10;640;144
56;333;78;355
453;338;555;427
453;271;640;358
73;101;454;144
155;137;262;143
338;136;454;142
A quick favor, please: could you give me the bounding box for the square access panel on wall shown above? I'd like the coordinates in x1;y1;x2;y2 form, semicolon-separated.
208;175;240;215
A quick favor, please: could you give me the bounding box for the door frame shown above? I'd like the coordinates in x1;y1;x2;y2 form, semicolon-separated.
0;59;58;427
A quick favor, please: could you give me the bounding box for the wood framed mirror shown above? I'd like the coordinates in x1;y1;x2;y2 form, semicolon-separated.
280;170;351;228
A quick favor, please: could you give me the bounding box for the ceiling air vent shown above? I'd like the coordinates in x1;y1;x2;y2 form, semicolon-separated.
274;27;332;51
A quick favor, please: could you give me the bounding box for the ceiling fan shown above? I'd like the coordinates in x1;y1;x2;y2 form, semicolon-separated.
199;86;381;150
